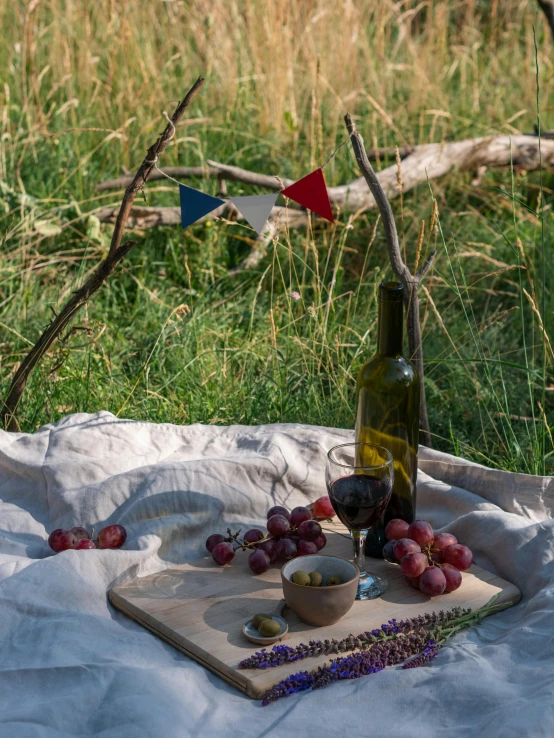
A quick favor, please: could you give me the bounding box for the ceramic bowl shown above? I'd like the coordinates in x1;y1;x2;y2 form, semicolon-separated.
281;555;359;626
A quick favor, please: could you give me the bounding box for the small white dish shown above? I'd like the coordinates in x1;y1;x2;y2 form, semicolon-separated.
242;615;289;645
242;600;289;645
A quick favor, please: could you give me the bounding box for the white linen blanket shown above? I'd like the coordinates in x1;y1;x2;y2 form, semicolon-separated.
0;411;553;737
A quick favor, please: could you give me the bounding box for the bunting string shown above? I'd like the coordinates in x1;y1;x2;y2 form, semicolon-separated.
146;112;350;233
320;131;354;169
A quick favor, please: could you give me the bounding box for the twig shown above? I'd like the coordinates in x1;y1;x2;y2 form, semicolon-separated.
1;77;205;431
95;147;412;192
344;113;433;447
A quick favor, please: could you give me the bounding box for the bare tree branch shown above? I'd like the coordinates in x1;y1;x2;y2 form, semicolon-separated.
95;149;412;193
2;77;206;431
344;122;410;284
345;113;434;447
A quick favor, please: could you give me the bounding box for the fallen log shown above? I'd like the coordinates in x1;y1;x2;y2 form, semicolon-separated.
96;135;554;231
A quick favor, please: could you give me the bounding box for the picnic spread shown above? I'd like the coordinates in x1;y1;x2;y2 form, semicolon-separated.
0;410;553;737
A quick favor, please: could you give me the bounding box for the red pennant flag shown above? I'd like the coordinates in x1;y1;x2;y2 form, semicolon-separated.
280;168;334;223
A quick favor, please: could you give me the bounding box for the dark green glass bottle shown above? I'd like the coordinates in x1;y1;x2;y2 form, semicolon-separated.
355;281;420;558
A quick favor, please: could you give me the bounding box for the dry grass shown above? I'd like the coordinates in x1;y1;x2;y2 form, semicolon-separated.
2;1;553;162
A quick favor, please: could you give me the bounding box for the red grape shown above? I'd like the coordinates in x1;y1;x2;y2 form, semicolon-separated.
258;539;278;563
405;575;421;590
267;506;290;521
212;542;235;565
419;566;446;596
408;520;434;548
48;529;76;553
297;540;318;556
71;527;90;540
206;533;226;552
393;538;421;560
443;544;473;571
297;520;322;541
290;506;312;526
97;524;127;550
73;539;96;550
243;528;264;544
433;532;457;550
385;519;410;541
313;533;327;550
267;515;290;537
430;550;444;564
383;540;399;564
311;496;335;519
442;563;463;593
400;552;428;578
276;538;297;561
248;549;270;574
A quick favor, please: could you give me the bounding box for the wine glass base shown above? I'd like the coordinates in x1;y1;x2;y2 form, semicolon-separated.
356;572;388;600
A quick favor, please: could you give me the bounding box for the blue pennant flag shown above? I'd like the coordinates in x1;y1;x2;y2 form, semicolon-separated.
179;184;225;229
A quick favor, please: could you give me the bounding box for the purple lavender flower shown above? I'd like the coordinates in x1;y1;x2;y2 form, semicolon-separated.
260;636;440;705
239;611;463;670
249;599;508;705
262;671;313;706
402;640;439;669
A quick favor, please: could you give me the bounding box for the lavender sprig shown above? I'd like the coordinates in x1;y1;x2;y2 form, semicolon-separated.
252;596;512;705
262;635;437;705
239;607;468;670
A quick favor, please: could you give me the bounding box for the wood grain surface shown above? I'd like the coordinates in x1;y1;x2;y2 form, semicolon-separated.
109;521;521;699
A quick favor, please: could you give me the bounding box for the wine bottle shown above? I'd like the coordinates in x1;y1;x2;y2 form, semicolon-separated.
355;281;420;558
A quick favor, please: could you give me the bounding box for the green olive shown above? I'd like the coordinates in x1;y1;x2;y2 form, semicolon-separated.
309;571;323;587
291;570;311;586
327;575;344;586
252;613;272;629
258;618;282;637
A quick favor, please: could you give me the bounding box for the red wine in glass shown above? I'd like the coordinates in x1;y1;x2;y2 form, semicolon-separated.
325;442;394;600
328;474;392;530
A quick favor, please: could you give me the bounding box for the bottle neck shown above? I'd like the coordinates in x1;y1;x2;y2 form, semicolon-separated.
377;296;404;356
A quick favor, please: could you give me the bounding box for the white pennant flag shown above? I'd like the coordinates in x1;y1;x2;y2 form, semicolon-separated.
229;193;278;235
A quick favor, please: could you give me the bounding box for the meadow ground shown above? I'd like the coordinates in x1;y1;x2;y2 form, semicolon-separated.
0;0;552;473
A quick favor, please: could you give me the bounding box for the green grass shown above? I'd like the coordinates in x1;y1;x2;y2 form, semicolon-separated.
0;1;552;474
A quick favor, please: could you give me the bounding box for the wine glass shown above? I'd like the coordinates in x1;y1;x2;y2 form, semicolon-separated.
325;442;394;600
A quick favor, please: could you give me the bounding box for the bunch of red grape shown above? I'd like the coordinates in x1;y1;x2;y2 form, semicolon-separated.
383;519;473;596
48;524;127;552
206;496;335;575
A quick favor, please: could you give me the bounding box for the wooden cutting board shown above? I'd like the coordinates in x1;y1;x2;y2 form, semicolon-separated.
109;522;521;699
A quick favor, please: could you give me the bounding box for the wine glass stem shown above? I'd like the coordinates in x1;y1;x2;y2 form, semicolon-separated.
351;529;368;577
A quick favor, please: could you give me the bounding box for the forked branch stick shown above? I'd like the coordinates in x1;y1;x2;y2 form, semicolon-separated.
345;113;433;447
1;77;205;431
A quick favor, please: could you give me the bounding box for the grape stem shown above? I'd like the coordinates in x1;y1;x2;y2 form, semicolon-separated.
225;519;325;553
225;528;285;552
423;542;444;568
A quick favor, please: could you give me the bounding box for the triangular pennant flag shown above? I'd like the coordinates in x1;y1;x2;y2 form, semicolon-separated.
229;193;278;235
179;184;225;229
280;168;334;223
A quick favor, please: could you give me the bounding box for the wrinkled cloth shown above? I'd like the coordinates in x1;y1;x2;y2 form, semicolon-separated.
0;411;552;738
